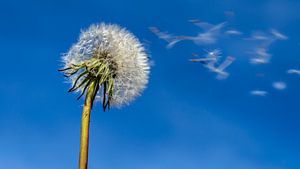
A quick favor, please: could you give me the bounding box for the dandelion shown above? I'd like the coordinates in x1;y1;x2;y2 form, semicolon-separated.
59;23;150;169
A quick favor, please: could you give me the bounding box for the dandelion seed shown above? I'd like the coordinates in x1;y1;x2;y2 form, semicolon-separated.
250;90;268;96
287;69;300;75
272;81;287;90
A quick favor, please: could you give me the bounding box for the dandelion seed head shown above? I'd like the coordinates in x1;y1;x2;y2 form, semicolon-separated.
62;23;150;107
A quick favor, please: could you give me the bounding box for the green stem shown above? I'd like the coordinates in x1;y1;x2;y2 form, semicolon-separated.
78;80;96;169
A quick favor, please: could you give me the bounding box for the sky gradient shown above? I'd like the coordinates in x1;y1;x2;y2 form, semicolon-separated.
0;0;300;169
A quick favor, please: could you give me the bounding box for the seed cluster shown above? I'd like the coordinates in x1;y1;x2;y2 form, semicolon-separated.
61;23;150;109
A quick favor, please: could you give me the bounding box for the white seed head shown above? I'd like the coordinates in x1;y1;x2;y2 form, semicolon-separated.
62;23;150;107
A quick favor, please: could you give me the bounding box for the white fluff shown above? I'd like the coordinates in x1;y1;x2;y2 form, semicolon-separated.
272;81;287;91
250;90;268;96
62;23;150;107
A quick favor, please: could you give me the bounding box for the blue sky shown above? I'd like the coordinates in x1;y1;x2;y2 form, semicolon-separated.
0;0;300;169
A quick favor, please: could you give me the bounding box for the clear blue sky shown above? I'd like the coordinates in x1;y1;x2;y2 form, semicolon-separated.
0;0;300;169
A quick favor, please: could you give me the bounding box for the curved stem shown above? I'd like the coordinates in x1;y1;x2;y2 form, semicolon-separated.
78;80;96;169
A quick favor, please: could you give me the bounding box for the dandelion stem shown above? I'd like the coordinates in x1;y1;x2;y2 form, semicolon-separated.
78;80;96;169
